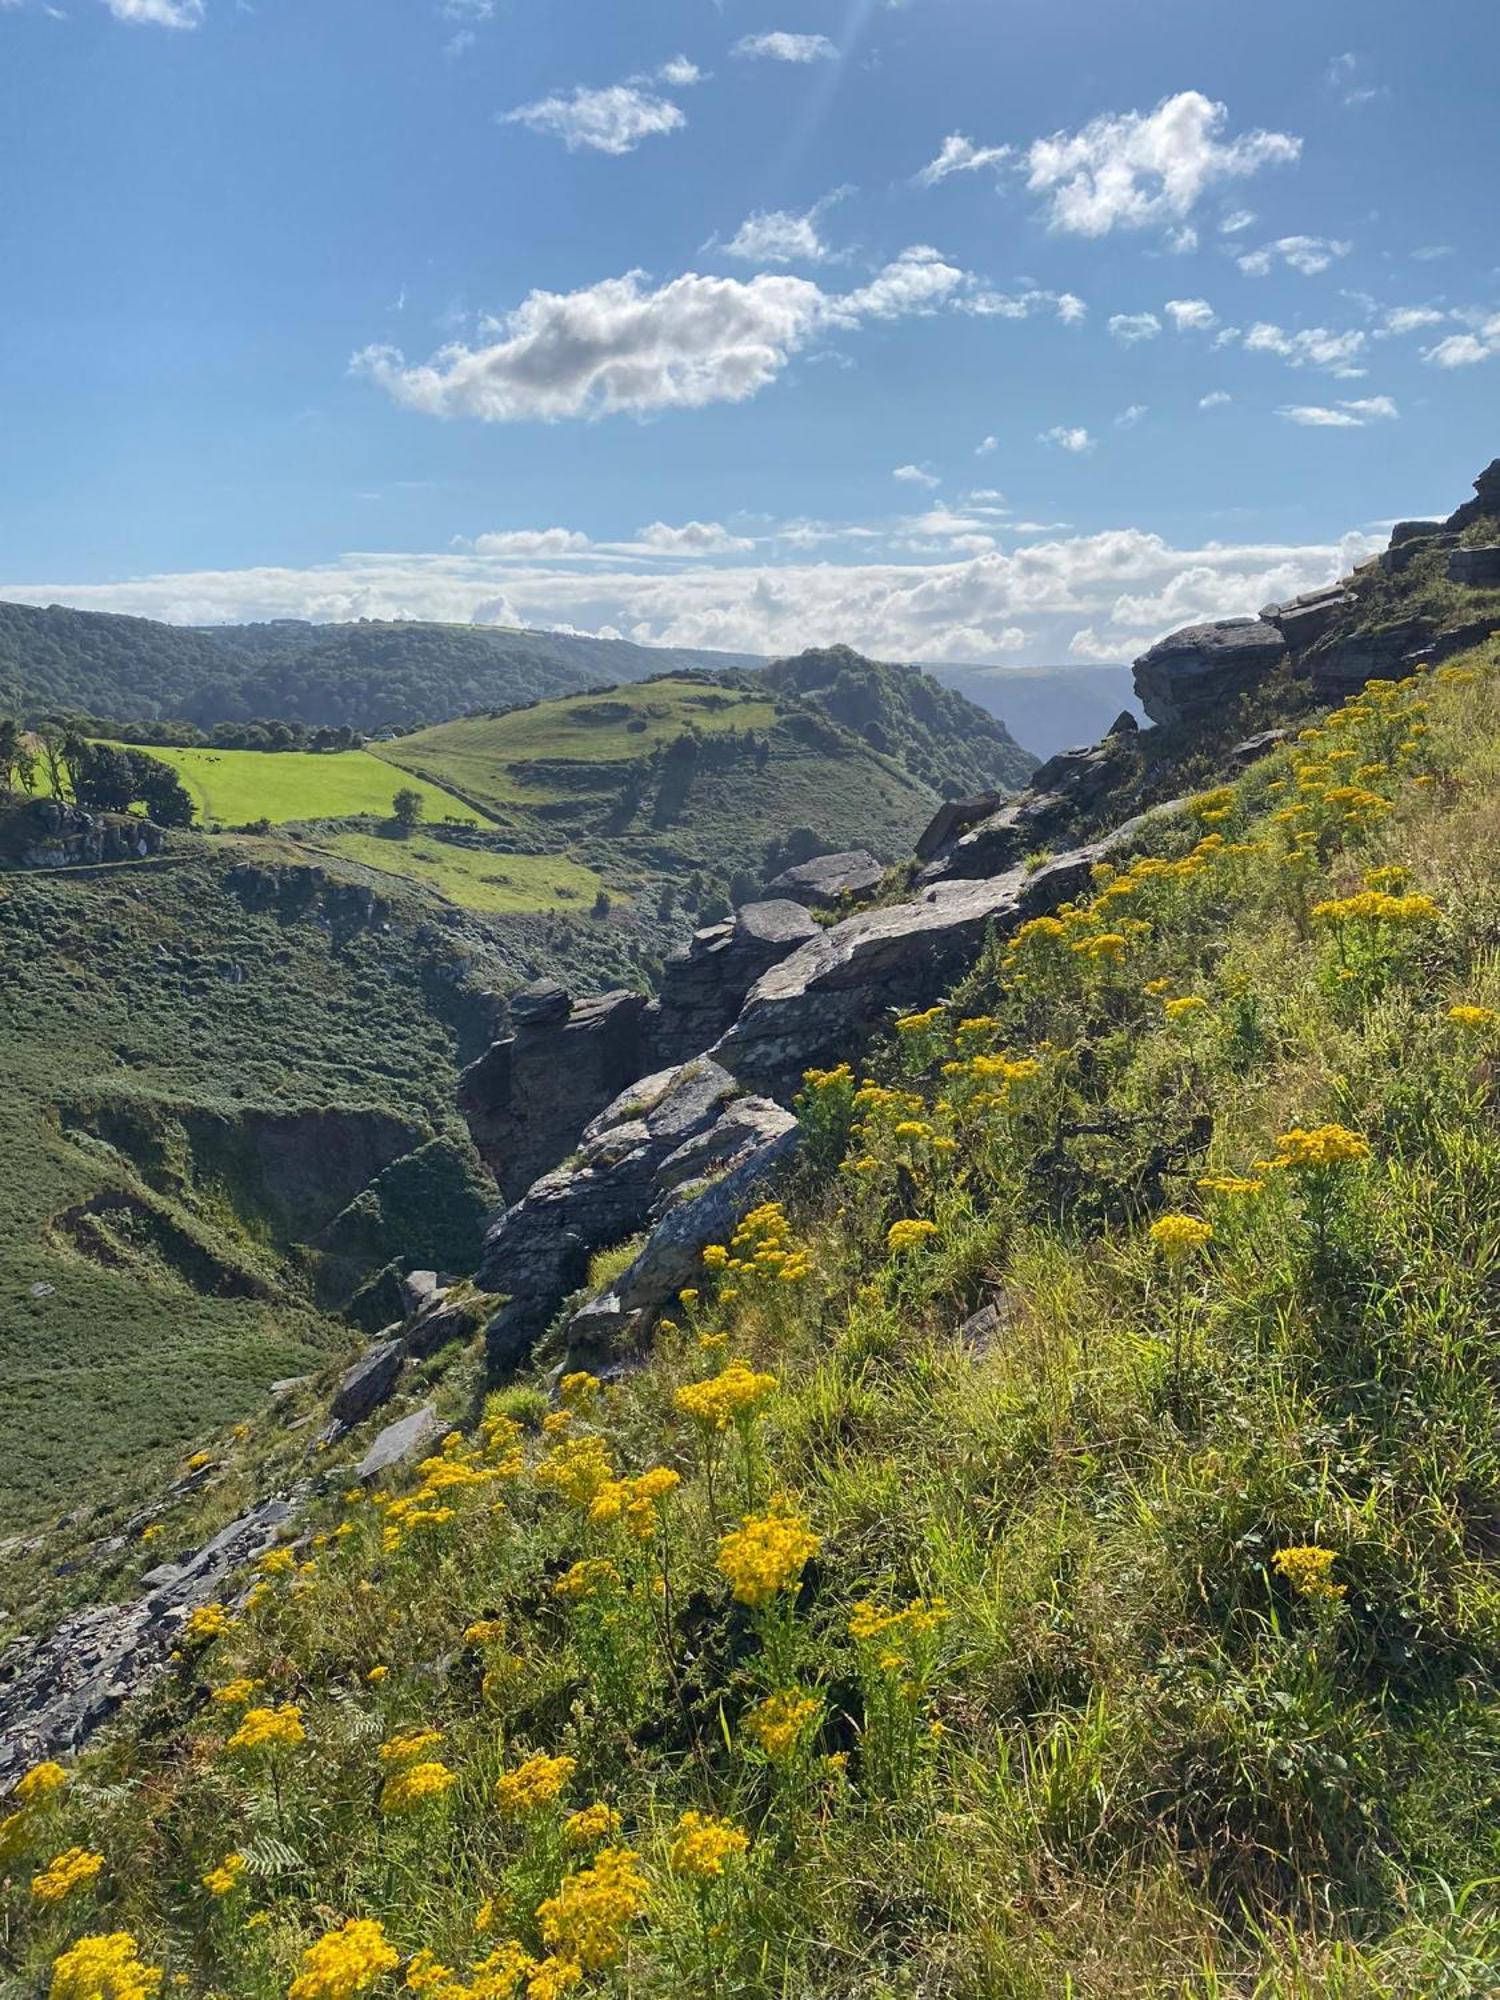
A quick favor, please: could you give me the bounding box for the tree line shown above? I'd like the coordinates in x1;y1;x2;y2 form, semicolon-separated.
0;720;195;826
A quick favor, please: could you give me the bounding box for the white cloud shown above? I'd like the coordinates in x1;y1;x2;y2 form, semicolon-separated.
1328;52;1387;107
976;435;998;456
1165;225;1199;255
1237;234;1352;277
1023;90;1300;238
7;522;1382;669
473;527;592;556
355;251;969;424
1040;426;1095;453
657;56;702;86
1277;395;1398;428
1379;305;1448;336
1165;296;1217;331
502;83;686;155
633;520;755;555
1241;321;1367;373
915;133;1012;187
723;206;830;265
966;288;1086;324
1108;311;1161;344
893;464;941;488
1424;316;1500;367
1115;404;1147;428
1220;209;1256;235
733;30;836;62
102;0;203;22
1198;389;1232;409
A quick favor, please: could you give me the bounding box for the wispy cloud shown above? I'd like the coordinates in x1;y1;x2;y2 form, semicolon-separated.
733;30;837;63
502;82;687;155
1277;395;1398;427
915;133;1012;187
1237;234;1352;277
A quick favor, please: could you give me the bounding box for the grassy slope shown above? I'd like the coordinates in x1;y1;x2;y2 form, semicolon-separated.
9;645;1500;1995
312;833;607;917
0;845;498;1527
97;744;482;830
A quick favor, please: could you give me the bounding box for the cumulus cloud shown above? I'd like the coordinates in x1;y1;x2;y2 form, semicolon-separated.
1237;234;1352;277
354;251;968;425
966;288;1086;324
1199;389;1232;409
1424;315;1500;367
473;527;592;556
633;520;755;555
733;30;836;62
976;435;998;456
6;521;1382;669
915;133;1012;187
1040;426;1095;453
1240;321;1367;374
1023;91;1300;238
893;464;941;487
1108;311;1161;344
1379;305;1449;336
1277;395;1398;427
1165;296;1217;331
1115;404;1148;428
502;82;687;154
723;204;832;265
103;0;204;22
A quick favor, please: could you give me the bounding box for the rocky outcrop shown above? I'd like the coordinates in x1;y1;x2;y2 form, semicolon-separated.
1448;546;1500;589
327;1338;404;1432
652;901;819;1066
915;793;1004;863
1444;458;1500;536
356;1405;442;1482
1263;585;1354;649
562;1102;799;1364
915;738;1125;886
477;1059;741;1370
765;850;884;909
0;1496;302;1781
9;800;166;870
1133;619;1288;728
458;987;651;1200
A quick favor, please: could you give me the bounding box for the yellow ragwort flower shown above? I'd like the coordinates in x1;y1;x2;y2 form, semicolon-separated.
202;1853;245;1898
14;1761;69;1807
1272;1545;1346;1603
495;1753;576;1816
668;1810;750;1880
1148;1213;1214;1263
536;1847;649;1970
717;1502;819;1609
288;1919;400;2000
31;1848;105;1904
885;1219;937;1255
49;1933;161;2000
226;1703;305;1754
380;1761;457;1815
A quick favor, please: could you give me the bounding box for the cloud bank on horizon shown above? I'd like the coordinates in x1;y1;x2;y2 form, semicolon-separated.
1;0;1493;669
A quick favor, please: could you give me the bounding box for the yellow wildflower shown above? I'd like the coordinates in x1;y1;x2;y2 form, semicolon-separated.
562;1802;622;1848
31;1848;105;1903
380;1761;457;1815
668;1810;749;1880
886;1219;937;1254
226;1703;305;1754
379;1727;444;1766
675;1360;777;1431
1449;1004;1498;1031
181;1603;231;1647
15;1761;69;1807
1273;1124;1371;1170
717;1501;819;1608
1148;1213;1213;1262
495;1752;575;1816
536;1847;649;1970
1163;995;1209;1018
210;1677;261;1707
202;1853;245;1897
288;1919;399;2000
49;1933;161;2000
1273;1545;1346;1603
746;1689;820;1761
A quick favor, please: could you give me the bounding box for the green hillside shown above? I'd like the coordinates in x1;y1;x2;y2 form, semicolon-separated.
97;744;481;830
8;643;1500;1996
0;601;760;732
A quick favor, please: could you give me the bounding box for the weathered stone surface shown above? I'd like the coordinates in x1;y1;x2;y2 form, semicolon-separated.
1105;709;1140;736
404;1298;480;1360
1227;728;1291;766
915;738;1125;886
329;1339;403;1430
766;850;884;908
478;1059;740;1370
716;813;1187;1101
915;793;1003;863
562;1106;801;1363
1133;618;1287;727
1448;545;1500;589
356;1405;442;1481
1263;586;1354;650
15;800;166;871
1379;531;1456;578
510;978;571;1026
458;988;651;1199
1304;616;1438;694
1444;458;1500;536
400;1269;445;1316
0;1497;301;1781
653;902;819;1066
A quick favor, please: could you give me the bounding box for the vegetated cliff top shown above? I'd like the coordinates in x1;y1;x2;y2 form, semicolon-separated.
8;636;1500;1994
761;642;1037;796
0;599;761;732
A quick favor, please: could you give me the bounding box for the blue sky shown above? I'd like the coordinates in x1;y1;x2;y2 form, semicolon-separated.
1;0;1496;663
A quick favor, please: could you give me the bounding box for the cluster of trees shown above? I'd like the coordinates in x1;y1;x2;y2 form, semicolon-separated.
66;715;368;754
0;719;195;826
611;726;772;831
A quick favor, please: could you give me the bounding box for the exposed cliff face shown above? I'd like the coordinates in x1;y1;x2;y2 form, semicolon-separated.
1131;458;1500;727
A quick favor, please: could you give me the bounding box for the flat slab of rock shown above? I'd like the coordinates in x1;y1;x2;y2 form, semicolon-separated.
1133;618;1287;727
1448;545;1500;588
329;1339;403;1430
356;1405;443;1482
766;850;884;908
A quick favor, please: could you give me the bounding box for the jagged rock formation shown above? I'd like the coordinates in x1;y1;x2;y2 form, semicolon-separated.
7;799;165;869
913;738;1127;886
1134;458;1500;726
765;850;884;908
652;901;820;1065
0;1497;302;1782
